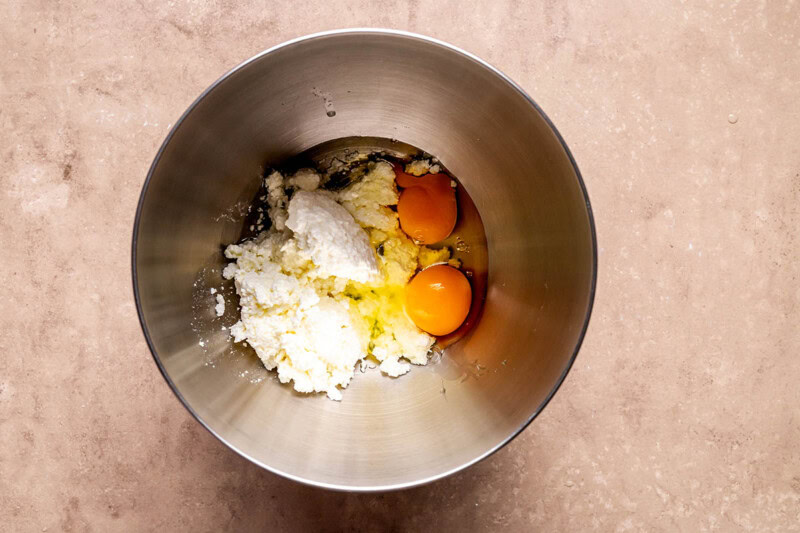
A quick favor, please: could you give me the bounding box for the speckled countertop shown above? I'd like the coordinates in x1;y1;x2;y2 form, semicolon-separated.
2;1;798;531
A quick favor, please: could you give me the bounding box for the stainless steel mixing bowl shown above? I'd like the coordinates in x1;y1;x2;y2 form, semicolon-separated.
133;29;596;491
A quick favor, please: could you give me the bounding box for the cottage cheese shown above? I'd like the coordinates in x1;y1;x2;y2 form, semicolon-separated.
223;231;367;400
222;161;451;400
214;294;225;317
405;158;441;176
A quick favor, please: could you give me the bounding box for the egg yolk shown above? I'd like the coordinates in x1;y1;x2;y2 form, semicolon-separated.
405;264;472;336
394;165;457;244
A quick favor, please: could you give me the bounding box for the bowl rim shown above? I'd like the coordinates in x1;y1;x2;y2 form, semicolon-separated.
131;27;598;492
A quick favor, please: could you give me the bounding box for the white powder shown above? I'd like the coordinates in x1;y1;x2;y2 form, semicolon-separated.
285;191;379;283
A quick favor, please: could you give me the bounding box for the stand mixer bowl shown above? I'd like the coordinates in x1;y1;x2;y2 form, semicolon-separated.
133;29;596;491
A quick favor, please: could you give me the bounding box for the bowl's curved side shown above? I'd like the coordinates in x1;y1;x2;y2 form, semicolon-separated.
132;28;597;491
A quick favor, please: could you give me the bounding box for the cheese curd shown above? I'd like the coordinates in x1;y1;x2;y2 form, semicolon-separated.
223;160;452;400
404;158;441;176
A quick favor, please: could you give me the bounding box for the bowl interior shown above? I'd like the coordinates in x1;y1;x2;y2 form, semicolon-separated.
134;30;596;490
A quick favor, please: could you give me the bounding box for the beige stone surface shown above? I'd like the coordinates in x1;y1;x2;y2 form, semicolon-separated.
2;0;799;531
